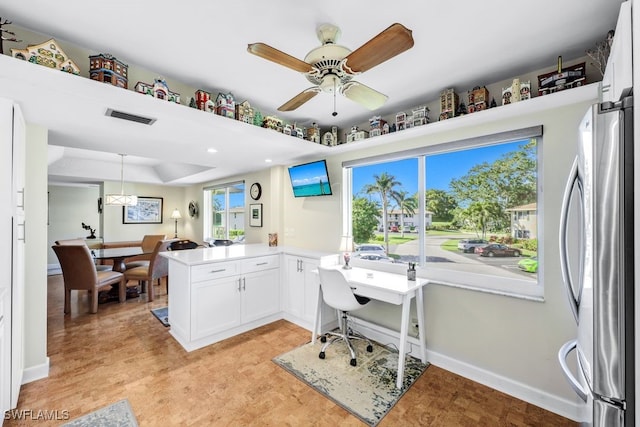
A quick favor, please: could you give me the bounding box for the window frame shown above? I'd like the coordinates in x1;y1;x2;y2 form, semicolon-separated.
343;126;544;300
203;180;245;242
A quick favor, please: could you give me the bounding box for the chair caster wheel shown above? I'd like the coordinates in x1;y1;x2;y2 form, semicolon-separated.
350;358;357;367
366;345;373;352
319;351;325;359
320;335;327;343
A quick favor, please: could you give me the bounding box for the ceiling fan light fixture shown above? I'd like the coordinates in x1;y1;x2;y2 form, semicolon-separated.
316;24;341;44
104;154;138;206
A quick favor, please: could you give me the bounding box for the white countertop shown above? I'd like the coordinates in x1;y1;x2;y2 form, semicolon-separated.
159;243;336;266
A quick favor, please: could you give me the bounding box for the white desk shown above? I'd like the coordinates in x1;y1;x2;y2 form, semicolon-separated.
312;265;428;389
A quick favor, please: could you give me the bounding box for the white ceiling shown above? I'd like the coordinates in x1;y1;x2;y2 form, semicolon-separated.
0;0;624;185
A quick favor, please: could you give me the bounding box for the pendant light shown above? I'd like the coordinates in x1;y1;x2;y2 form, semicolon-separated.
104;154;137;206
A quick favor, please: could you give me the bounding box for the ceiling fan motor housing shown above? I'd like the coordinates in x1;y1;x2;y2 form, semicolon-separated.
304;44;353;92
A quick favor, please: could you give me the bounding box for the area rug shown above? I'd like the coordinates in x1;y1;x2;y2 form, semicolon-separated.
63;399;138;426
151;306;169;327
273;338;428;426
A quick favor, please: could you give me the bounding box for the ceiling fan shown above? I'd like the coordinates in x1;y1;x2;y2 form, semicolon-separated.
247;23;414;116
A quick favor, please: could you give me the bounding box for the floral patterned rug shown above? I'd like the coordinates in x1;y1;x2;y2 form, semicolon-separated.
273;338;428;426
62;399;138;427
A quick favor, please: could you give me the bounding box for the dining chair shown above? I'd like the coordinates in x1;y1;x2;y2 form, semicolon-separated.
124;239;172;302
52;244;126;314
54;238;112;271
124;234;167;269
317;266;374;366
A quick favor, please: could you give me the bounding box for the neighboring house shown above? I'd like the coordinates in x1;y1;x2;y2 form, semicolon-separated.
378;209;433;231
506;202;537;239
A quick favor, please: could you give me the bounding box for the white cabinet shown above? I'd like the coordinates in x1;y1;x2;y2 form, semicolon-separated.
0;98;25;413
169;254;281;351
283;255;336;331
601;1;632;102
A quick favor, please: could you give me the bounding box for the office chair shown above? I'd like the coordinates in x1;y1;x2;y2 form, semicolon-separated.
317;266;374;367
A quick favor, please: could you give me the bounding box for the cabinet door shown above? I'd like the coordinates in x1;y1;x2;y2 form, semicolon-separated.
284;256;305;319
601;2;632;102
242;268;280;324
191;276;241;340
301;258;320;324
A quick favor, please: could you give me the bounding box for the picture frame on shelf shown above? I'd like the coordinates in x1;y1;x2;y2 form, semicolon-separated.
123;197;163;224
250;203;263;227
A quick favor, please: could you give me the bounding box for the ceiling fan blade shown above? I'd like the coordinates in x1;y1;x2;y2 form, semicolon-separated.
247;43;313;73
278;87;321;111
340;81;388;110
343;23;414;74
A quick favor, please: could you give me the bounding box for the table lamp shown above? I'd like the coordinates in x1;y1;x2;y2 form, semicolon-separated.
171;208;182;238
339;235;354;269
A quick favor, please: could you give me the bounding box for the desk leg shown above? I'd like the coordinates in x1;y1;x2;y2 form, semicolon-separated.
416;286;427;363
396;293;412;389
311;285;322;344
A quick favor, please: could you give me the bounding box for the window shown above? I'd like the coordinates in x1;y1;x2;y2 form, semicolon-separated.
345;126;542;299
203;181;245;242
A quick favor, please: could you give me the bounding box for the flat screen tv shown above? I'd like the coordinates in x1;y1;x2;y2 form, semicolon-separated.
288;159;332;197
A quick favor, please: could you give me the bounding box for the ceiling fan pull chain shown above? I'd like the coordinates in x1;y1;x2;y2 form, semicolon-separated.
332;77;338;117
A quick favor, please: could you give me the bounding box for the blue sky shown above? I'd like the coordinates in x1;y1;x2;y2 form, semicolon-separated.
353;140;525;197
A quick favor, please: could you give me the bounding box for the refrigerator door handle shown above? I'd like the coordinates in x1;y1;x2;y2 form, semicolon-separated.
558;339;588;402
559;157;581;323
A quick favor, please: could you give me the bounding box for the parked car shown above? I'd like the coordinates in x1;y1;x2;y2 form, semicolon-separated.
475;243;521;257
457;238;489;253
354;244;387;257
359;253;395;263
518;257;538;272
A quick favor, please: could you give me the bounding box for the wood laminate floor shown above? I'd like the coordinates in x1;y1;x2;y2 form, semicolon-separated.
5;275;578;426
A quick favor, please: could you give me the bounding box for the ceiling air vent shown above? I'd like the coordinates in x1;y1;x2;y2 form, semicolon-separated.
105;108;156;125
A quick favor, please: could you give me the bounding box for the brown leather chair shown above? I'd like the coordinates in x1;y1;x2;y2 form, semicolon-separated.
52;244;126;314
124;239;172;302
124;234;167;269
54;238;112;271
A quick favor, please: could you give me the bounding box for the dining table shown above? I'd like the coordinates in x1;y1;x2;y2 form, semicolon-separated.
90;247;150;272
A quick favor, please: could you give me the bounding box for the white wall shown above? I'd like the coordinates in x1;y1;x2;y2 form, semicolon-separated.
24;124;48;378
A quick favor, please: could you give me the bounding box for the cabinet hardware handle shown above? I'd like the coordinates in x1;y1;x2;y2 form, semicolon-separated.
210;268;226;273
17;222;25;242
256;262;268;266
237;278;242;291
242;277;246;291
16;188;24;208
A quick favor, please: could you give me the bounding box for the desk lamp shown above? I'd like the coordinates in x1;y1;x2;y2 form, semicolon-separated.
171;208;182;238
339;235;354;269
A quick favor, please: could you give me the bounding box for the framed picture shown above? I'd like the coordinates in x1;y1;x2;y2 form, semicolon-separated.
250;203;263;227
123;197;163;224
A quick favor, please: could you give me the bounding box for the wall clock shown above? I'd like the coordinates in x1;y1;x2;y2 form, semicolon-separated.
250;182;262;200
188;200;199;218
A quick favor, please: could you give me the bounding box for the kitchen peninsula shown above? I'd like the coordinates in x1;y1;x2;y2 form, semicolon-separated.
161;244;338;351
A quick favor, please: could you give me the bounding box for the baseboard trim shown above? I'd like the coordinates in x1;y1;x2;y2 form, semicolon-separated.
22;357;50;384
349;317;581;422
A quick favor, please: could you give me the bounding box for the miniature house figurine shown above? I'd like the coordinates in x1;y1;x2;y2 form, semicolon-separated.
195;90;211;111
369;115;387;138
235;100;254;124
307;122;320;143
135;78;181;103
439;88;458;120
263;116;283;132
346;126;368;143
537;57;586;96
89;54;128;88
12;38;80;74
215;92;235;118
502;79;531;105
396;111;407;131
470;86;489;112
412;105;430;126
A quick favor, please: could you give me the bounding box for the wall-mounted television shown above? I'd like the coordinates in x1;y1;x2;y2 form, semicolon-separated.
288;159;333;198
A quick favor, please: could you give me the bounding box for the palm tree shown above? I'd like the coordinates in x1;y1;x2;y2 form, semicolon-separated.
392;190;418;238
363;172;401;253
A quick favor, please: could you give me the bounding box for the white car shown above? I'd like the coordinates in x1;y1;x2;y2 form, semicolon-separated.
457;238;488;253
354;244;387;257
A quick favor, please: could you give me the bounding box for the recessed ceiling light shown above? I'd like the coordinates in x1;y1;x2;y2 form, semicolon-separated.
207;148;217;153
265;159;272;163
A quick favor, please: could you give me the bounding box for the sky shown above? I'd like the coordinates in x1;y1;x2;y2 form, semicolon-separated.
352;139;526;197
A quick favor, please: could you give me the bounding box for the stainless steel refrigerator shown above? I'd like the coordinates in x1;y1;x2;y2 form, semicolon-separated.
558;96;634;426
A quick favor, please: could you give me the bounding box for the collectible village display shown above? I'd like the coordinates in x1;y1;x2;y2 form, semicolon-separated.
439;88;458;121
537;56;585;96
215;92;235;118
135;78;180;103
501;79;531;105
11;38;80;74
89;54;128;89
235;100;254;124
0;18;21;55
